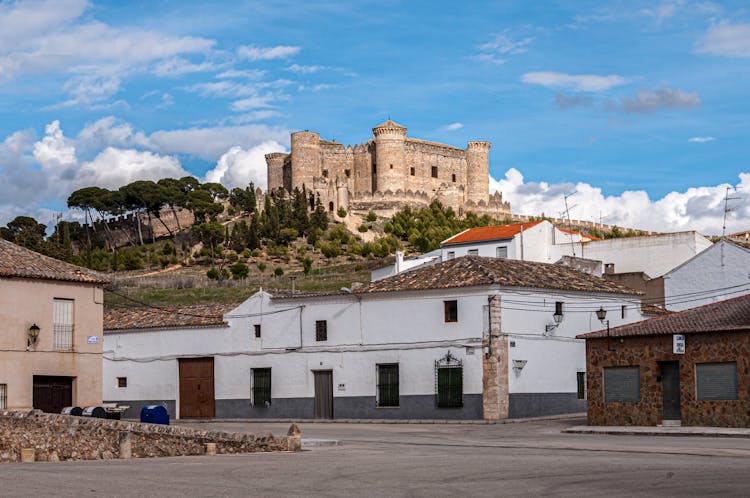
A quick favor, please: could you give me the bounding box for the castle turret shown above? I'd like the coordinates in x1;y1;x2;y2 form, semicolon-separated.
372;120;407;193
265;152;288;193
466;141;491;204
290;131;321;191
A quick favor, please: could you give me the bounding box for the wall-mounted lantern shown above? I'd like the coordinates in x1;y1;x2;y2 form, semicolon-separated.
28;323;40;346
595;307;614;351
513;359;527;371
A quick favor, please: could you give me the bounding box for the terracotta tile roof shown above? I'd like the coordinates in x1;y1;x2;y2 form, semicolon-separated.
357;256;640;295
641;303;673;316
442;221;542;245
728;238;750;251
578;293;750;339
558;227;601;241
729;229;750;238
0;238;109;285
104;302;239;332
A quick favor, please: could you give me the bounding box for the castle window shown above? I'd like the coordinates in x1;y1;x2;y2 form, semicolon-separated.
322;169;328;178
328;202;334;212
372;164;377;174
431;166;438;178
345;169;351;178
410;167;415;176
390;164;393;169
452;173;456;183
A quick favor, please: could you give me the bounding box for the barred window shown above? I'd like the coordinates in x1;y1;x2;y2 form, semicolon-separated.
446;251;455;260
496;246;508;258
53;298;74;351
254;324;261;338
431;166;438;178
0;384;6;410
117;377;127;388
315;320;328;341
467;249;479;256
377;364;399;407
252;368;272;407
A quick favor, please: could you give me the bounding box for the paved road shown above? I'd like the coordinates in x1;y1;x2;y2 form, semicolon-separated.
3;418;750;497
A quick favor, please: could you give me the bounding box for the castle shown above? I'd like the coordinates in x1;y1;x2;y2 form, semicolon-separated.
265;120;510;218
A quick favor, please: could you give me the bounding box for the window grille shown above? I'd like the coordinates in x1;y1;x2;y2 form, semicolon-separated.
53;298;74;351
696;362;737;401
0;384;6;410
467;249;479;256
377;364;399;407
315;320;328;341
577;372;586;400
444;300;458;323
447;251;455;260
555;301;564;315
431;166;438;178
117;377;127;388
496;246;508;258
254;324;261;338
252;368;272;407
435;352;463;408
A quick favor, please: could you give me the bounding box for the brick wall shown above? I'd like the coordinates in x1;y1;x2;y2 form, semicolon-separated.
585;331;750;427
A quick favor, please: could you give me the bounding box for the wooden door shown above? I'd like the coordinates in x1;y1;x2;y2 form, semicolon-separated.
661;362;681;421
314;370;333;419
33;376;73;414
179;357;215;418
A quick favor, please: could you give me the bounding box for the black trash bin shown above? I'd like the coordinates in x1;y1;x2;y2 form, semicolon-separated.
140;405;170;425
81;406;107;418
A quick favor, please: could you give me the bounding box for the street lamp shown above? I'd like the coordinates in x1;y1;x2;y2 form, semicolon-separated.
595;307;614;352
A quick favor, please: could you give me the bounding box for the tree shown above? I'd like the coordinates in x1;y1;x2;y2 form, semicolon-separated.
200;182;229;202
247;214;261;250
229;183;257;215
193;222;225;268
230;262;249;280
186;189;223;222
68;186;111;247
310;197;328;232
157;178;188;231
291;187;310;234
0;216;47;253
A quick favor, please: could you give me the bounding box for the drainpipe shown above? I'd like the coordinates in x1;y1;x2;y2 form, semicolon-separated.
486;294;499;357
519;225;525;261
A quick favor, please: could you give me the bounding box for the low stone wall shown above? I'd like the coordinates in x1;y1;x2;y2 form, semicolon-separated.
0;410;300;462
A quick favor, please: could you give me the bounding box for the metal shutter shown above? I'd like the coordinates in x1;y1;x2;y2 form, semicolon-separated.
604;366;640;403
696;362;737;401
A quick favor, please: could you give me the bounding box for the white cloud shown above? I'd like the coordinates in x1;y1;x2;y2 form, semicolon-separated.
76;116;141;152
640;0;685;23
33;120;76;169
288;64;326;74
442;122;464;131
490;168;750;234
237;45;300;61
216;69;266;80
696;22;750;57
152;57;222;77
231;95;276;111
688;136;715;143
472;32;533;65
204;141;286;190
226;110;283;124
78;147;187;189
521;71;628;92
620;88;700;113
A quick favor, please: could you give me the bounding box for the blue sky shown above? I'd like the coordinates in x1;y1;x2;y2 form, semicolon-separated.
0;0;748;233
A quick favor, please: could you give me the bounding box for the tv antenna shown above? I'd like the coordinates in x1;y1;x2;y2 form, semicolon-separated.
722;186;742;237
561;191;577;256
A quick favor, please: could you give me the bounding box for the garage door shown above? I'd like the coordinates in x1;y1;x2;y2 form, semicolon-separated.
33;376;73;414
179;357;215;418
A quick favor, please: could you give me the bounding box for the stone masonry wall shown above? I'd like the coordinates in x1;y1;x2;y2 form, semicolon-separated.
586;331;750;427
0;410;299;462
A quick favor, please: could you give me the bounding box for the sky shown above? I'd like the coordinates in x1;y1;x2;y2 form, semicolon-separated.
0;0;748;234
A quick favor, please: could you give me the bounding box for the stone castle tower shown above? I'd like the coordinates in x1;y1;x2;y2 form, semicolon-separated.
265;120;510;218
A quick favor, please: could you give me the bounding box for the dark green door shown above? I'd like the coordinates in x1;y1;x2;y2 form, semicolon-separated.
661;362;681;421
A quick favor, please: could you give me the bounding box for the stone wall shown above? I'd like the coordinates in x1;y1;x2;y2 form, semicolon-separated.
585;331;750;427
483;296;509;420
0;410;299;462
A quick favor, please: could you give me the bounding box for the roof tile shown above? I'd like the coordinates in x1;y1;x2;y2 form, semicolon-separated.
442;222;542;245
0;238;109;285
104;302;239;331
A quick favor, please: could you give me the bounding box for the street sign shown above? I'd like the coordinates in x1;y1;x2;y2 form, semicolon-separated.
673;334;685;354
87;336;99;344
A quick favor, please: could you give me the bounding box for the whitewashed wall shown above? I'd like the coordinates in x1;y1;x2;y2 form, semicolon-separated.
663;240;750;311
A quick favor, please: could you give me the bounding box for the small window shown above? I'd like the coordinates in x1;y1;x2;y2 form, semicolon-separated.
252;368;272;407
577;372;586;400
117;377;127;388
345;169;351;178
431;166;438;178
451;173;456;183
322;169;328;178
372;164;377;174
436;366;463;407
496;246;508;258
328;201;334;212
410;167;415;176
315;320;328;341
254;324;261;338
604;366;640;403
555;301;564;315
621;305;627;319
467;249;479;256
377;364;399;407
446;251;455;260
444;300;458;323
0;384;7;409
53;298;74;351
696;362;737;401
389;164;393;169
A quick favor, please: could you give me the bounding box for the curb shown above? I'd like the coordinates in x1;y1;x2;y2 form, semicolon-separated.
563;426;750;438
302;439;342;448
168;413;586;425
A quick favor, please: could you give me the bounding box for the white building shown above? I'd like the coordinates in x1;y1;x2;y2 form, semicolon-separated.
663;238;750;311
103;256;643;421
440;221;712;279
370;250;440;282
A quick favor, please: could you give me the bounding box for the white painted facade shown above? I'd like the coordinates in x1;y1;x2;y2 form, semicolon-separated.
103;284;643;420
663;239;750;311
371;250;441;282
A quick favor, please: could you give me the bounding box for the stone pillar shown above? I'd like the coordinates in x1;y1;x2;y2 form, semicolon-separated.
466;141;491;205
118;431;132;459
286;423;302;452
483;295;509;420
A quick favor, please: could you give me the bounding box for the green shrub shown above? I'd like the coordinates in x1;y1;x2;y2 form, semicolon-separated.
257;262;267;272
366;210;377;222
354;263;364;271
230;262;249;279
357;224;368;233
206;268;220;280
337;207;347;218
274;267;284;277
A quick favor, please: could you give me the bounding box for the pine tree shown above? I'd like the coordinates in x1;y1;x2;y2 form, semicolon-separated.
311;197;329;232
292;186;310;234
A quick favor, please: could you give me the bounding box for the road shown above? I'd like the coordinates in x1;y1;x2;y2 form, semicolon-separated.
2;418;750;497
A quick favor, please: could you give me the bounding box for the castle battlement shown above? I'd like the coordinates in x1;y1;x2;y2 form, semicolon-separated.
265;120;510;219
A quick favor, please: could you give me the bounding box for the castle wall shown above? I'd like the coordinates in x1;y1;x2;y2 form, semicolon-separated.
290;131;320;191
373;125;407;193
403;139;468;197
353;143;375;194
265;152;287;192
466;141;491;205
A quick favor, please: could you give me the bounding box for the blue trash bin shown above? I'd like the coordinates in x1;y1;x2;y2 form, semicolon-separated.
140;405;170;425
